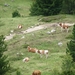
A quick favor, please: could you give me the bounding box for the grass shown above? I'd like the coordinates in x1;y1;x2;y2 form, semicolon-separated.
0;0;75;75
1;15;74;75
4;20;72;75
0;0;33;18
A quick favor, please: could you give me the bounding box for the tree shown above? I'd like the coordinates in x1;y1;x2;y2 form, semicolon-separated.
66;25;75;62
30;0;63;16
61;0;75;14
0;35;10;75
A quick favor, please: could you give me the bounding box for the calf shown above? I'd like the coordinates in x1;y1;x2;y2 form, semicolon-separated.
32;70;41;75
38;50;48;58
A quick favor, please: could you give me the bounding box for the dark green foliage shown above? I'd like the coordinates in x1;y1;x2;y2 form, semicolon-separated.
0;35;10;75
72;25;75;39
12;10;21;17
67;40;75;62
61;70;75;75
61;55;75;75
61;0;75;14
30;0;63;16
66;25;75;62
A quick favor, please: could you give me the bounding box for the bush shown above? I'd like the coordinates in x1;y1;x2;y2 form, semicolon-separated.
12;10;21;17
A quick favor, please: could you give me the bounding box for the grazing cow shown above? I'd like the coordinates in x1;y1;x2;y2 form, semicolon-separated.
18;25;22;29
32;70;41;75
59;23;70;32
23;57;29;62
37;50;48;58
27;46;38;53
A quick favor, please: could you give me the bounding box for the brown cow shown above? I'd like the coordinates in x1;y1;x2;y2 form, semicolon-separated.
32;70;41;75
27;46;38;53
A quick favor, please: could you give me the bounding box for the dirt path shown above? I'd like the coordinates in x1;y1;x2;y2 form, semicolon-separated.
4;23;74;41
4;33;16;41
21;25;45;34
21;23;56;34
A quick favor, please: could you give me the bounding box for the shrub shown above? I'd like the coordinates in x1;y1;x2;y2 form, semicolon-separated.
12;10;21;17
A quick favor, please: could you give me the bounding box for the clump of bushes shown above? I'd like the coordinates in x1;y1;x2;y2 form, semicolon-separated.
12;10;21;17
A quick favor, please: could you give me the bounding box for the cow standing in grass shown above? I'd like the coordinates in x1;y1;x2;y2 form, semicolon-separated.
59;23;70;32
37;50;49;58
27;46;49;58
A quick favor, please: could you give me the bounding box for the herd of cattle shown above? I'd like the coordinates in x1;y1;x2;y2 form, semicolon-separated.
22;22;74;75
21;23;74;75
9;22;73;75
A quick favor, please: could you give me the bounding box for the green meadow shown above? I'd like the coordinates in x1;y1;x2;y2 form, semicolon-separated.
0;0;75;75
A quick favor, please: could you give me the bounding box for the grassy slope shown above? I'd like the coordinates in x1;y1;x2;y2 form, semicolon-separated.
0;0;75;75
0;0;32;18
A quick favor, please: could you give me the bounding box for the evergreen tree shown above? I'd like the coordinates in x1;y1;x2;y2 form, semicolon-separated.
0;35;10;75
61;0;75;14
30;0;63;16
66;25;75;62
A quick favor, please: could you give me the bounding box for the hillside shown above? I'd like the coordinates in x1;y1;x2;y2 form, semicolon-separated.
0;0;33;18
1;16;74;75
0;0;75;75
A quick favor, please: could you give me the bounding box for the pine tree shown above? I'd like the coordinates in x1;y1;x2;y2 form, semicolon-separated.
66;25;75;62
0;35;10;75
30;0;63;16
62;0;75;14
